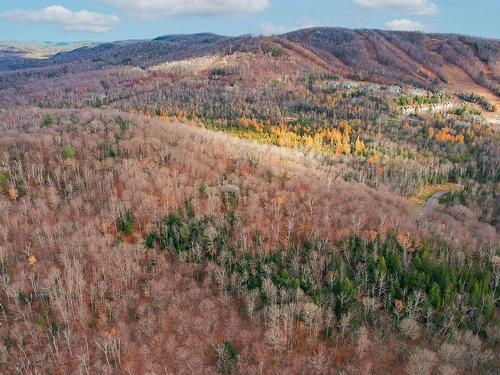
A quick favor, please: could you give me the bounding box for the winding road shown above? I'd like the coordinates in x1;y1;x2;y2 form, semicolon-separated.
421;191;449;213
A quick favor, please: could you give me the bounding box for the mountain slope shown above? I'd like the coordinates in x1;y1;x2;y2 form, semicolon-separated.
281;28;499;101
0;27;499;375
1;27;498;97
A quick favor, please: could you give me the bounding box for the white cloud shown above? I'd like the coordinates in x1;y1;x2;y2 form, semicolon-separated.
100;0;270;19
1;5;120;33
354;0;438;16
259;19;318;36
385;18;431;31
260;23;291;35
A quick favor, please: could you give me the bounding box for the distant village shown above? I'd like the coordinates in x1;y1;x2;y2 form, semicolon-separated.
319;80;470;116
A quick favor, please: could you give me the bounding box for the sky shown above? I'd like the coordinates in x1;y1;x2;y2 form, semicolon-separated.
0;1;498;42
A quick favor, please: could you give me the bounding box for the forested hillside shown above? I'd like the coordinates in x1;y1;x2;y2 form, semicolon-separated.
0;27;498;374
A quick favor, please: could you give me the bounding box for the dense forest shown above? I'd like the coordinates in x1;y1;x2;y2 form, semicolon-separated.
0;27;498;374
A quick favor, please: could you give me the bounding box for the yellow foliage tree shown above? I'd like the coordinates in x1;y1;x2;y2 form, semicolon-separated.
428;127;435;139
368;153;381;165
435;127;465;144
355;137;366;155
341;125;351;155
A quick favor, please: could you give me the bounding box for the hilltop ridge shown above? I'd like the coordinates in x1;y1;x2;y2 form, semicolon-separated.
1;27;498;109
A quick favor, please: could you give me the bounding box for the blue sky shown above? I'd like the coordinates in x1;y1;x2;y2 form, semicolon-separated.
0;1;498;42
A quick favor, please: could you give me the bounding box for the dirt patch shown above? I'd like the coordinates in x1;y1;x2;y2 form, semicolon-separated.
442;62;498;104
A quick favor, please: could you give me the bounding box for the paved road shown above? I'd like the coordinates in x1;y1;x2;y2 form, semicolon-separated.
421;191;449;212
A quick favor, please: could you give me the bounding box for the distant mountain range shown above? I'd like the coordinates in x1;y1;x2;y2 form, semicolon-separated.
0;41;99;59
1;27;498;107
